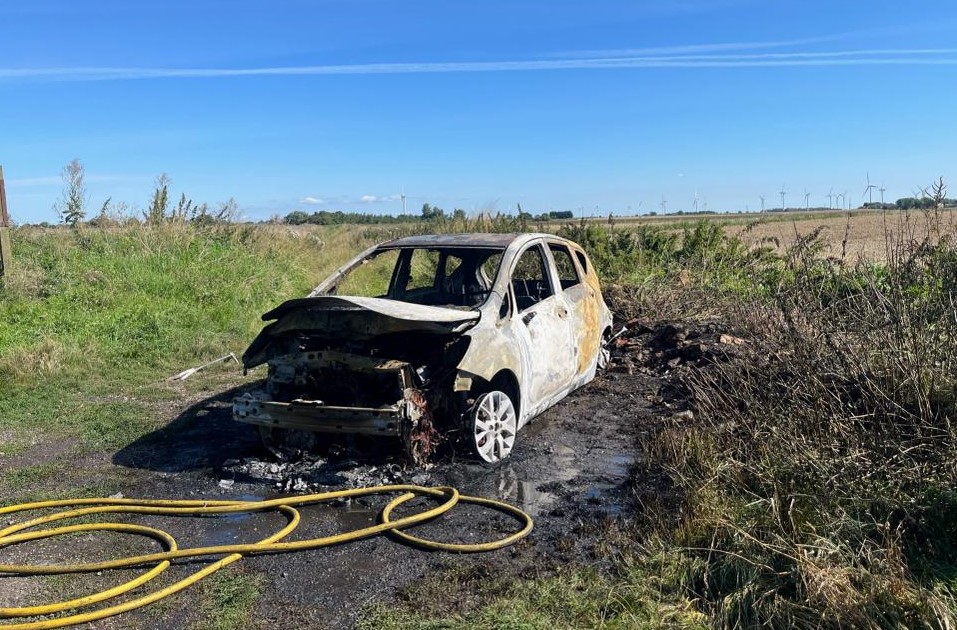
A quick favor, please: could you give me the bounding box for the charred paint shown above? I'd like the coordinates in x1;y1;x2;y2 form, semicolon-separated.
232;233;612;463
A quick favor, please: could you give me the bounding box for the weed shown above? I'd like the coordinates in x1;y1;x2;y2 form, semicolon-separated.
192;566;263;630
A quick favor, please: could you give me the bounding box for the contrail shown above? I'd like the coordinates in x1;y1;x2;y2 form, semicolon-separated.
1;49;956;82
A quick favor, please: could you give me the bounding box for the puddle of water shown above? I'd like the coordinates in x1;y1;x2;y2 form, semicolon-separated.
583;452;636;516
606;454;634;479
488;465;558;516
222;494;263;523
199;495;380;548
505;447;636;517
584;483;627;516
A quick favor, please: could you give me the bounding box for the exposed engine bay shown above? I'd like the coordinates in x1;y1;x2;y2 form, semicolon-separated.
234;300;476;463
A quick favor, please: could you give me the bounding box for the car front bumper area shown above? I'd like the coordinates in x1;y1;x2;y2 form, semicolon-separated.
233;393;404;437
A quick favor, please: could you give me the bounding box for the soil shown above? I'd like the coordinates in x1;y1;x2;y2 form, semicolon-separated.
1;320;743;629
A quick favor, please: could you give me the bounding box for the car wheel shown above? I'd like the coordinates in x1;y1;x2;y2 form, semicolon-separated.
470;390;517;463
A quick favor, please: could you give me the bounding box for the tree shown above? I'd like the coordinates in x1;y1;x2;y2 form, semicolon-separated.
54;158;87;225
421;203;446;221
284;210;310;225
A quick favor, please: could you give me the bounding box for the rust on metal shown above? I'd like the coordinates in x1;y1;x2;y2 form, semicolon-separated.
0;165;10;278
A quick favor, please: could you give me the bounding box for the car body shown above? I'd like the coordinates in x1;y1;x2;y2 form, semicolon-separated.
233;232;613;463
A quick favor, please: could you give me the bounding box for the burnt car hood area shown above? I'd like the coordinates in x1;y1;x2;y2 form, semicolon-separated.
241;295;481;370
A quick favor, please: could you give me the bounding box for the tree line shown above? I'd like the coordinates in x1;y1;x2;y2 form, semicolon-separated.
283;203;575;225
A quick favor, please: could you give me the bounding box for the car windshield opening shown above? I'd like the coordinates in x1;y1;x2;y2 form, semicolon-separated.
333;246;504;308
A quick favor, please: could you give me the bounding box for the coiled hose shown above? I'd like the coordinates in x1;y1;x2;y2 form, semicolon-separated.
0;485;533;629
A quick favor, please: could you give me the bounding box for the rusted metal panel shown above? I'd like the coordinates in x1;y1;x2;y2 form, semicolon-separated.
0;165;10;278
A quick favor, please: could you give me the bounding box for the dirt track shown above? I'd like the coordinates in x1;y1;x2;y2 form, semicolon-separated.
2;321;732;628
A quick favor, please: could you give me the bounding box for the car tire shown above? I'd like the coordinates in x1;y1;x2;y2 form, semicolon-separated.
469;390;518;463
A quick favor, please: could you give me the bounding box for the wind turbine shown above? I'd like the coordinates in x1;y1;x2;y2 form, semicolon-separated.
804;189;811;210
660;196;667;213
401;188;407;214
863;173;876;205
693;190;699;213
826;188;834;210
878;184;886;206
779;184;787;212
759;195;766;212
843;190;850;210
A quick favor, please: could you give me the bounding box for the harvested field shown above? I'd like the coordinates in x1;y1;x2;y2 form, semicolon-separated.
731;208;957;261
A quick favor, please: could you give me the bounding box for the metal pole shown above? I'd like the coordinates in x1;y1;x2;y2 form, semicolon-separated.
0;165;11;278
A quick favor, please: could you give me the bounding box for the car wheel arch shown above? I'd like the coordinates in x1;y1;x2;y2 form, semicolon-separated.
476;369;521;421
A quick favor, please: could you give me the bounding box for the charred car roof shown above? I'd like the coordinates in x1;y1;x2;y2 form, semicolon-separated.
377;233;556;249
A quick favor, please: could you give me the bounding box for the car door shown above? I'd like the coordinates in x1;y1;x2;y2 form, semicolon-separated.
508;243;576;414
546;242;599;378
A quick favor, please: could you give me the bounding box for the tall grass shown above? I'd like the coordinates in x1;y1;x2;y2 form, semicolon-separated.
0;222;353;450
635;204;957;627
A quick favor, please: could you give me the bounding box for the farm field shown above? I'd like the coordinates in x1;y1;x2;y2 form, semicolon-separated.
1;208;957;628
587;207;957;261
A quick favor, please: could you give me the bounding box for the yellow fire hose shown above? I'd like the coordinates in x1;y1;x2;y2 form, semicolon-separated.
0;485;533;629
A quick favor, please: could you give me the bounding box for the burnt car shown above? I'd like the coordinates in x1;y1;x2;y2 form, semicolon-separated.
233;233;612;463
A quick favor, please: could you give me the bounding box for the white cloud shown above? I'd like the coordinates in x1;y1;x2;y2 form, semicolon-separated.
7;173;148;187
6;176;61;187
299;196;324;205
358;194;401;204
2;46;957;83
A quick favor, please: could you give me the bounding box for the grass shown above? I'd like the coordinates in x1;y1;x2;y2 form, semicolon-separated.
358;561;707;630
1;461;69;487
0;222;348;453
192;566;264;630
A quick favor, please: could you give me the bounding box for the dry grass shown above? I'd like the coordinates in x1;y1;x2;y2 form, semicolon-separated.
582;208;957;263
732;209;957;262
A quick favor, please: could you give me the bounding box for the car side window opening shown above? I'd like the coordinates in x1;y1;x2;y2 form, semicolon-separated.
574;250;589;276
404;249;441;294
549;244;581;290
511;245;555;311
439;251;499;306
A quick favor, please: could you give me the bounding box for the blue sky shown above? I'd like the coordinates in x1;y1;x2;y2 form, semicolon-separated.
1;0;956;223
